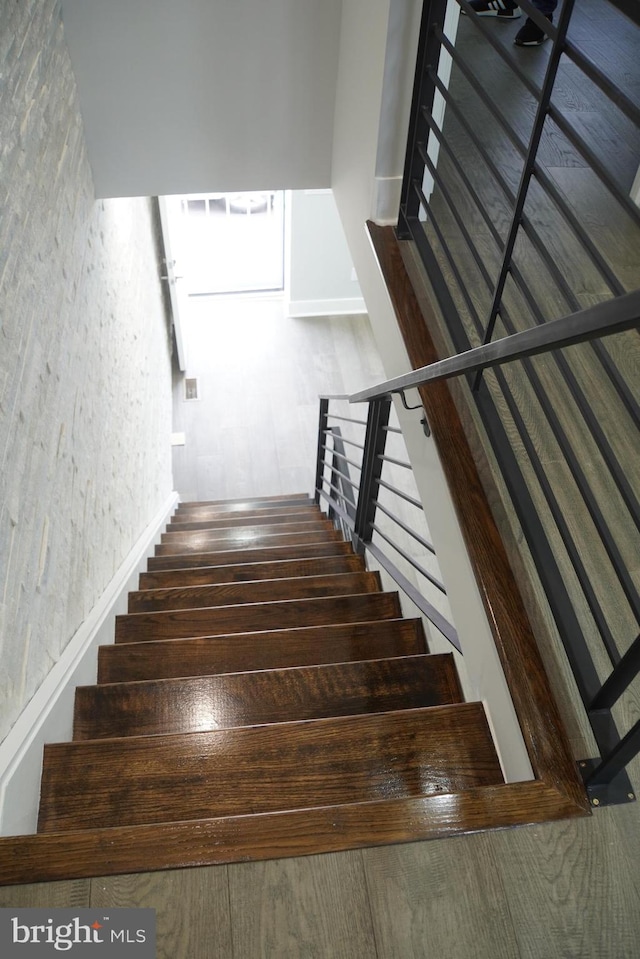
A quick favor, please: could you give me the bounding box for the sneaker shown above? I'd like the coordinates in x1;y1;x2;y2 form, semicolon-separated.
514;15;552;45
463;1;521;18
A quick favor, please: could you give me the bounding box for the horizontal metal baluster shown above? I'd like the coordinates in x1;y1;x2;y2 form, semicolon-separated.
371;522;445;594
373;499;438;559
378;477;423;511
547;106;640;229
563;40;640;127
327;413;369;427
377;453;413;470
365;539;460;652
317;488;356;532
324;464;359;494
322;443;363;475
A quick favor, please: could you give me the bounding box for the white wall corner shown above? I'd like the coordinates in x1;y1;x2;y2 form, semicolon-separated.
0;491;179;836
371;176;403;225
393;401;534;784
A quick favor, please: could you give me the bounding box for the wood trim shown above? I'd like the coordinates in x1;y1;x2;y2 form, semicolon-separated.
0;782;581;886
366;222;590;814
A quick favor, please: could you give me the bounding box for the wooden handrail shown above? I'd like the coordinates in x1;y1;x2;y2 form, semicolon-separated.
350;287;640;404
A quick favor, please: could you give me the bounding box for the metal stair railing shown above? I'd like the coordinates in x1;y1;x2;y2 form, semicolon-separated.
314;395;460;652
391;0;640;806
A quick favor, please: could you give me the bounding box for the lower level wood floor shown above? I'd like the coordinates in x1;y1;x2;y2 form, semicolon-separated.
2;802;639;958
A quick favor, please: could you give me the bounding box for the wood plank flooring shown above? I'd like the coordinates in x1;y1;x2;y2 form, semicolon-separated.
171;300;387;503
4;805;640;959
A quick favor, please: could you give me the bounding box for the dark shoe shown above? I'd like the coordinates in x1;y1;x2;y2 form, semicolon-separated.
514;15;552;45
463;0;521;18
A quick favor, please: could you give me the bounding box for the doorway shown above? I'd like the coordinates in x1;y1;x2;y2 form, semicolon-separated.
176;191;285;296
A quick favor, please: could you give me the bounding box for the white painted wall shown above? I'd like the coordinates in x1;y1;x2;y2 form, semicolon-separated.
331;0;533;782
1;0;174;830
285;190;365;317
373;0;423;222
60;0;342;198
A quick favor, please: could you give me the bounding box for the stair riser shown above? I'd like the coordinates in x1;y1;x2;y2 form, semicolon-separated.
148;541;354;570
139;554;365;590
74;655;462;739
173;504;318;520
115;593;402;643
155;530;341;556
161;520;335;545
177;495;313;511
39;705;503;831
98;619;427;683
128;571;381;613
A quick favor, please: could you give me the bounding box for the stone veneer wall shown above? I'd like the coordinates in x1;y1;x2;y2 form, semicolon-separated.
0;0;173;741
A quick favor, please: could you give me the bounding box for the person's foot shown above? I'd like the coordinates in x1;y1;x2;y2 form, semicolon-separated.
514;15;552;45
463;0;522;18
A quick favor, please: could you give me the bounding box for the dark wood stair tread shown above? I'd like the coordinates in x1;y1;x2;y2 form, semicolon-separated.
139;554;366;590
128;571;381;613
168;509;325;531
38;704;504;831
155;528;341;556
74;654;463;739
148;541;355;571
2;782;587;886
98;618;428;683
115;592;402;643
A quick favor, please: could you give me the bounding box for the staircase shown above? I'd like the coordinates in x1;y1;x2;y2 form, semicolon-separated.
36;494;505;837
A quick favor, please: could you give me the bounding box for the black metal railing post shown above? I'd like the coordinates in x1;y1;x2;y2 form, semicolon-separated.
589;634;640;712
314;395;460;650
353;398;391;553
397;0;449;239
314;397;329;506
327;427;358;533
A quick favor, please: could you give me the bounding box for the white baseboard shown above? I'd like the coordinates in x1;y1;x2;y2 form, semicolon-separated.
286;297;367;318
0;491;179;836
